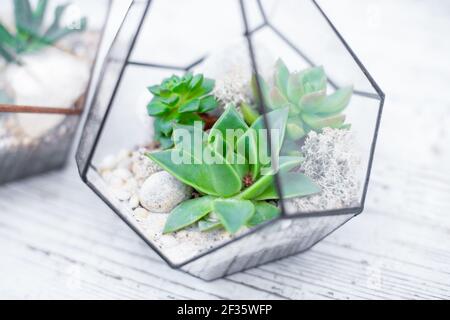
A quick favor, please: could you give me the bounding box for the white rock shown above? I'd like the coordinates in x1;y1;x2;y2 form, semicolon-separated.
129;195;140;210
100;155;117;171
131;149;161;183
4;47;90;139
139;171;192;213
113;168;132;180
133;207;150;221
114;189;131;202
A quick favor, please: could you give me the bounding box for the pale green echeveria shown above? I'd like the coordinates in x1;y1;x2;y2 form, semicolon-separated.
147;105;320;234
246;58;353;141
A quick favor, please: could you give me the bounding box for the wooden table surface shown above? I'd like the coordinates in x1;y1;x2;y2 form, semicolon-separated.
1;0;449;299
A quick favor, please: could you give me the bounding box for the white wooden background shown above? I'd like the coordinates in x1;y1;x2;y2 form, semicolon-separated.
1;0;450;299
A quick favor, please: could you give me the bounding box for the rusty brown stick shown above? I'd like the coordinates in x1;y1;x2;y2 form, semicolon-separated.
0;104;83;115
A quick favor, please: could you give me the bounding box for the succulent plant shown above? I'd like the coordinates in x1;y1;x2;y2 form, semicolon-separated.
247;59;353;141
0;0;87;64
147;73;219;149
147;105;320;234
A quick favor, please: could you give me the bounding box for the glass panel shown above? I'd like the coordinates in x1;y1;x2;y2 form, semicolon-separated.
78;0;383;277
1;0;110;184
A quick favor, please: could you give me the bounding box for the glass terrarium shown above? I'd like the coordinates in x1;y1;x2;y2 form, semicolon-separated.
76;0;384;281
0;0;110;184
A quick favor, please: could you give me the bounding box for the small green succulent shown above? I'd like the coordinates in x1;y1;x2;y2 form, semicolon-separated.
246;59;353;141
0;0;87;64
147;73;219;149
147;105;320;234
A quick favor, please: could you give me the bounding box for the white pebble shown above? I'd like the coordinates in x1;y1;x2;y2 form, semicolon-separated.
133;207;150;220
115;189;131;202
100;155;117;171
129;195;140;209
113;168;132;180
139;171;192;213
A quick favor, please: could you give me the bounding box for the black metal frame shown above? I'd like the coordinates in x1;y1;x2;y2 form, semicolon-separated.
76;0;385;272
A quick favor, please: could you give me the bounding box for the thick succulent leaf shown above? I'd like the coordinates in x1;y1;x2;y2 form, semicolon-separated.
179;99;200;113
236;120;260;179
201;78;215;95
159;95;179;106
163;196;215;233
189;74;204;91
44;4;87;44
199;95;218;113
252;74;272;109
247;202;280;227
198;218;223;232
14;0;33;33
213;199;255;234
255;172;321;200
286;122;306;141
159;136;174;149
0;24;16;47
270;87;290;109
147;85;161;96
314;86;353;114
274;58;290;96
299;66;327;94
238;156;303;200
205;144;243;197
210;105;248;147
154;117;174;136
0;44;16;63
299;90;326;113
147;150;218;196
261;107;289;158
302;113;346;130
287;72;304;105
147;100;170;116
33;0;48;30
241;102;260;125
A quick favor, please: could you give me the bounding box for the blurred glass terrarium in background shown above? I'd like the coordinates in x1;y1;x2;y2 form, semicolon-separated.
0;0;110;184
77;0;384;280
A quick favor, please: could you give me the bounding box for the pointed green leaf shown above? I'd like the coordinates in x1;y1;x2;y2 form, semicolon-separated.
252;74;272;109
147;150;218;196
205;144;243;197
210;104;248;145
148;85;161;96
33;0;48;29
287;72;304;105
189;74;204;91
302;113;346;130
163;196;215;233
300;66;327;94
201;78;215;95
270;87;289;109
247;202;280;227
148;100;170;116
237;156;303;200
256;172;321;200
299;90;326;113
315;86;353;114
286;122;306;140
179;99;200;113
274;58;290;96
213;199;255;234
241;102;260;125
199;95;218;113
198;216;223;232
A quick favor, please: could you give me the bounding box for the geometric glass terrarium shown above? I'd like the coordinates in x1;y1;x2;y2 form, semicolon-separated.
76;0;384;281
0;0;110;184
